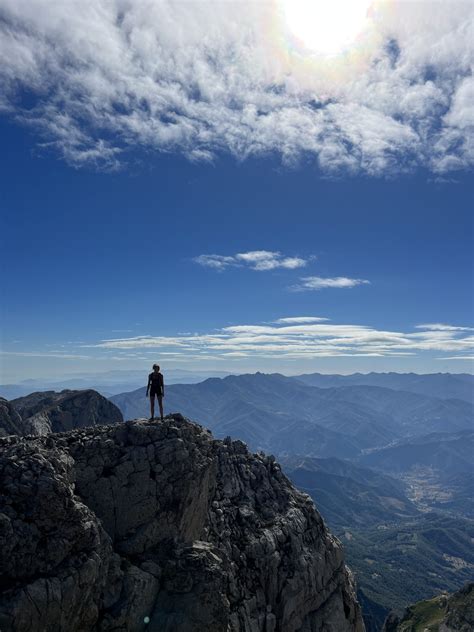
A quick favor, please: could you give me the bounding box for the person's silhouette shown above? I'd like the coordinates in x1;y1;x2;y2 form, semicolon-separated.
146;364;164;421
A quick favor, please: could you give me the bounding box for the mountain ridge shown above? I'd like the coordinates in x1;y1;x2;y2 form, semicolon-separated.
295;372;474;404
111;373;473;459
8;389;123;435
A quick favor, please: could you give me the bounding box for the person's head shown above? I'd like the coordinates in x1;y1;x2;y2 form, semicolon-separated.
152;364;160;373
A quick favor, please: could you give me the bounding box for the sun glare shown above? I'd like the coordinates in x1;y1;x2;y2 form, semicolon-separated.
282;0;373;56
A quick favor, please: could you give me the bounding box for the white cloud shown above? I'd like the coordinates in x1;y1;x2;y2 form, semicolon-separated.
292;276;370;291
85;318;474;361
194;250;309;271
437;356;474;361
0;351;91;359
274;317;330;324
193;255;237;271
416;323;474;332
0;1;472;174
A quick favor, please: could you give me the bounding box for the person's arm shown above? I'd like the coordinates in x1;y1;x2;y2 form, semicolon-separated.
146;374;151;397
161;373;165;398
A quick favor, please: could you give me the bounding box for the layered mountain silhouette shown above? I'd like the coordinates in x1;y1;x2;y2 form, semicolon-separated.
295;372;474;404
111;373;473;459
359;430;474;476
0;369;234;399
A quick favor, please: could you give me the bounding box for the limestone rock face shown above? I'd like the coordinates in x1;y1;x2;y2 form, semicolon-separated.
0;398;23;437
9;389;123;435
0;414;364;632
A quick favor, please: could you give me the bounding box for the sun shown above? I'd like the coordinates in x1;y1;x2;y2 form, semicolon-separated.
282;0;373;56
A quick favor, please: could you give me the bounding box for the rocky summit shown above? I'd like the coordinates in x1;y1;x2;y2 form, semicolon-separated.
5;389;123;436
0;414;364;632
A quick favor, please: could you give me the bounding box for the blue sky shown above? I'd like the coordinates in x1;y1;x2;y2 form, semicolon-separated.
0;1;473;381
2;118;473;381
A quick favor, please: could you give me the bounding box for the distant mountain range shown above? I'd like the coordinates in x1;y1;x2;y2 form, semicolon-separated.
111;372;473;459
359;430;474;476
295;372;474;404
4;369;472;402
0;368;234;399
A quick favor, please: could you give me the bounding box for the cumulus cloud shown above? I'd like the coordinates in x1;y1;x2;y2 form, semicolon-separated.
85;318;474;360
292;276;370;290
0;0;472;174
194;250;309;271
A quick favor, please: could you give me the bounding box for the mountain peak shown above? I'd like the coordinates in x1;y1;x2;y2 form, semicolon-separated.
8;389;123;436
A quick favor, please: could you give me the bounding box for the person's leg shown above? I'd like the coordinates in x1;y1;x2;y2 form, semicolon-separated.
150;394;155;419
158;396;164;421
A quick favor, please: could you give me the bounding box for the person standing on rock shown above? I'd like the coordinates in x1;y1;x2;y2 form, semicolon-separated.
146;364;164;421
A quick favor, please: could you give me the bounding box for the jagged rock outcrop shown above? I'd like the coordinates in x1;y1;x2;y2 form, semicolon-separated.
0;414;364;632
0;398;24;437
8;389;123;435
383;583;474;631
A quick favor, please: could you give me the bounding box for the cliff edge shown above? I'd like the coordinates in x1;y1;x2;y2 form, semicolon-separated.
0;414;364;631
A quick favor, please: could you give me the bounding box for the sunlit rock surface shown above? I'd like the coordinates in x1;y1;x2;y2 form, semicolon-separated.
7;389;123;435
0;414;364;631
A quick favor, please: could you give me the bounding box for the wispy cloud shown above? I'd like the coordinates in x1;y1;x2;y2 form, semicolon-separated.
194;250;309;271
194;255;236;271
437;356;474;361
0;1;472;175
274;317;330;324
84;318;474;361
416;323;474;332
0;351;91;360
291;276;370;291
